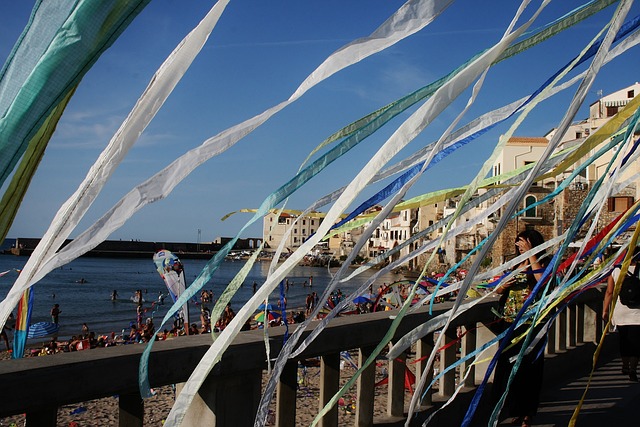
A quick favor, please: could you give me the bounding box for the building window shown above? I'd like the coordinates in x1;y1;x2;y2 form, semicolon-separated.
311;229;314;234
302;220;306;225
576;131;582;139
608;196;634;212
628;90;635;98
524;195;537;218
311;220;315;226
607;106;619;117
293;237;298;243
294;229;297;234
302;229;306;235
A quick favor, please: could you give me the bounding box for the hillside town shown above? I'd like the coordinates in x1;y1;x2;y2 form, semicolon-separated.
262;83;640;274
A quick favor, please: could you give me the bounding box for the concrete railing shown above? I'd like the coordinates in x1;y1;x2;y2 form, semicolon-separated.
0;287;606;426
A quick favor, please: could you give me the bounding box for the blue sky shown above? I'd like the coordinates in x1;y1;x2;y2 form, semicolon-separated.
1;0;639;243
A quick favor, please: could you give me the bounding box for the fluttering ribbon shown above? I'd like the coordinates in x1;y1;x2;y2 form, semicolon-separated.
12;286;33;360
2;1;640;426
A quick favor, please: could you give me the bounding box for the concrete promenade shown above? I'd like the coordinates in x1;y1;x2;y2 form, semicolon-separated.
381;332;639;426
530;337;640;426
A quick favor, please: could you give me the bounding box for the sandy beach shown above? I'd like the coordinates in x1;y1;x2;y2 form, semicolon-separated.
0;343;419;427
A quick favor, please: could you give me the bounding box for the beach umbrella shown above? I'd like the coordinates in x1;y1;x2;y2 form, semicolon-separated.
257;303;274;311
254;311;281;323
353;295;372;304
27;321;59;339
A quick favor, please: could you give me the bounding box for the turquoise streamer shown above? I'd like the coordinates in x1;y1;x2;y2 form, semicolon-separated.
0;0;151;188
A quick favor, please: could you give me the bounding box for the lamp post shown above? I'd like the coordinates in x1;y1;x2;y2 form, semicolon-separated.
197;228;201;252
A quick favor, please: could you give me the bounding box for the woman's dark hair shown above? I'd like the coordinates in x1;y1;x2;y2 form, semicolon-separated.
516;229;547;288
516;229;545;249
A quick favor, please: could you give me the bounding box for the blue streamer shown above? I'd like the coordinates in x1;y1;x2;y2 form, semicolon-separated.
279;279;289;344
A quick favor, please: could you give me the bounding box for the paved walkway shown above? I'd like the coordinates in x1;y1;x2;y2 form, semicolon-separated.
528;356;640;426
380;335;639;426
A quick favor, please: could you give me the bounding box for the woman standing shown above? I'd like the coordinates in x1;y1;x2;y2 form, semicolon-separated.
493;229;549;427
603;246;640;382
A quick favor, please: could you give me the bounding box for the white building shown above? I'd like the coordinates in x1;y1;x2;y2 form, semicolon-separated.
365;206;417;263
262;212;324;251
550;82;640;204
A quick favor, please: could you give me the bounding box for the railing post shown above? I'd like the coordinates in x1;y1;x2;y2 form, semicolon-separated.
584;299;603;343
568;304;577;348
276;361;298;427
475;321;498;384
319;353;340;427
577;303;585;344
416;333;434;407
176;368;263;426
439;329;457;397
461;324;477;388
388;346;406;418
26;406;57;427
119;391;143;427
356;346;376;426
546;310;557;355
557;308;567;352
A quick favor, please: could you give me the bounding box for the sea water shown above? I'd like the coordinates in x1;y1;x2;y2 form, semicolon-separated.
0;253;398;340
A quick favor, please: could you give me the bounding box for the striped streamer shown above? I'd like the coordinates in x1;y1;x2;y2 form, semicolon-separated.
12;287;33;360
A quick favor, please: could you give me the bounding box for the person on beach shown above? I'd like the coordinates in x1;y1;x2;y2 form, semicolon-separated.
200;306;211;333
81;323;89;335
253;281;258;294
222;303;235;329
305;294;313;316
603;246;640;382
111;289;118;301
51;304;61;324
136;303;144;329
128;326;141;343
493;229;549;427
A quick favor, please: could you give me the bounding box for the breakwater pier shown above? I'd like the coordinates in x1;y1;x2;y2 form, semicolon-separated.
3;237;263;259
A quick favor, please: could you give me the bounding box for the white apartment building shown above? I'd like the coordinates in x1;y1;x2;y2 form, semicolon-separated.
262;212;324;251
366;207;417;262
262;84;639;267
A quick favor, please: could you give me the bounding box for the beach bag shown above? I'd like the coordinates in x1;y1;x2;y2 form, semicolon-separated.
619;267;640;307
